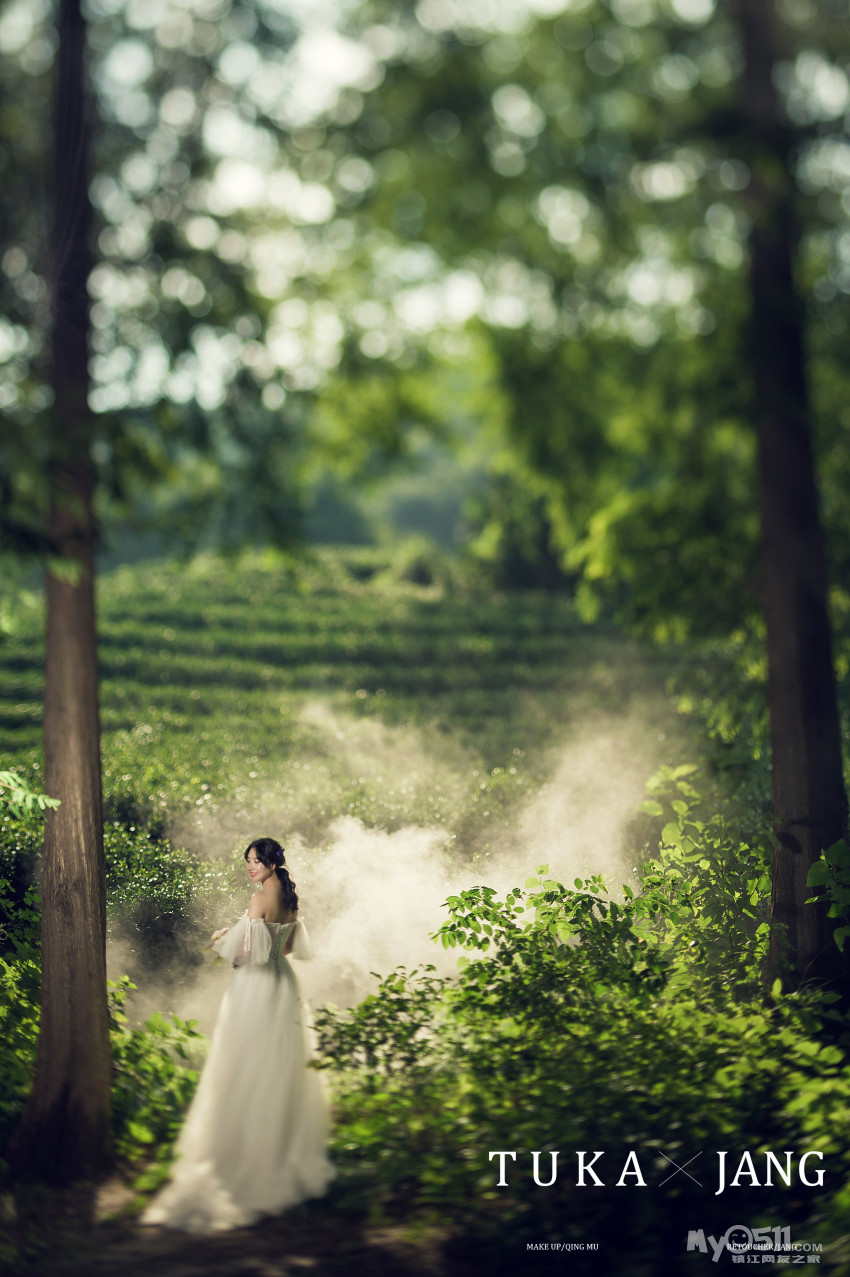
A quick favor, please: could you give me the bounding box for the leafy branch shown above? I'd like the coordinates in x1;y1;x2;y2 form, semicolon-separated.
0;770;60;820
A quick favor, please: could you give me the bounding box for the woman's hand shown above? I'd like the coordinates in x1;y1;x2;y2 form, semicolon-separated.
211;927;230;942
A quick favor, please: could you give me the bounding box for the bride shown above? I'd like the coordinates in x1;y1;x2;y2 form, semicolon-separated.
142;837;335;1232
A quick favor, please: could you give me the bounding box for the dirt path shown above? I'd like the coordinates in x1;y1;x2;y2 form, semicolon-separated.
9;1184;477;1277
62;1217;452;1277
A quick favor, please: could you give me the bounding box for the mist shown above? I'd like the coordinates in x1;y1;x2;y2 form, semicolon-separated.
108;698;675;1033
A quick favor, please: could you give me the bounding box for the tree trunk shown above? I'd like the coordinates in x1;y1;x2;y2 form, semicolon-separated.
737;0;848;986
10;0;112;1180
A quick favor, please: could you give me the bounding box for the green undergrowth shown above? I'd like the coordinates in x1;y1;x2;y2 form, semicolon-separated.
0;816;246;972
0;884;201;1179
315;774;850;1270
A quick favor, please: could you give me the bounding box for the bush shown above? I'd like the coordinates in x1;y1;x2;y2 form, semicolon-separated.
807;838;850;953
108;976;201;1176
104;823;245;964
0;884;41;1160
0;878;203;1179
375;536;455;591
314;788;850;1264
0;815;41;946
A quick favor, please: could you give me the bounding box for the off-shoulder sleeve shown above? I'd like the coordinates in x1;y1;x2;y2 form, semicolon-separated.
291;917;314;961
212;912;273;966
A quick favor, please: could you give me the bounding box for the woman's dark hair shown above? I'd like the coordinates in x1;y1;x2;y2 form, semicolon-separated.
244;837;298;913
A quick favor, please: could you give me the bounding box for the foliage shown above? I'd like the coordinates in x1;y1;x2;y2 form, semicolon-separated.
635;762;771;991
0;771;59;821
0;545;701;1188
3;0;849;652
314;0;850;640
0;814;43;929
488;323;764;636
315;780;850;1254
103;822;244;959
373;534;458;591
0;813;46;1149
464;468;571;591
0;808;244;967
0;883;41;1160
0;874;202;1178
807;840;850;952
0;0;312;558
108;976;201;1173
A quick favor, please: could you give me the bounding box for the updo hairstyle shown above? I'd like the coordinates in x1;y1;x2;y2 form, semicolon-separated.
244;837;298;913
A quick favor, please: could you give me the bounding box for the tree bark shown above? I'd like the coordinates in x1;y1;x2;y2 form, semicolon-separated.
10;0;112;1180
737;0;848;986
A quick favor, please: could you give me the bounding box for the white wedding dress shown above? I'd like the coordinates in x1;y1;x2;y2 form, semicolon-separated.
142;911;335;1233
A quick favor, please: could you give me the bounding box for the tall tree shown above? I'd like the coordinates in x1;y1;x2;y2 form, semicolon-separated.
737;0;848;986
10;0;112;1180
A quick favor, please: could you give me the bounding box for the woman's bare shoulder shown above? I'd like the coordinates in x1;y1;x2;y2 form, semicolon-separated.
247;891;267;919
250;886;296;926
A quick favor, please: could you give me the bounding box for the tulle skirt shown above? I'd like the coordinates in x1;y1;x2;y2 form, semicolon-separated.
142;958;334;1233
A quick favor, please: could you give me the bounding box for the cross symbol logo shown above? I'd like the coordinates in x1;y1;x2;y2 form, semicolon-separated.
657;1149;703;1187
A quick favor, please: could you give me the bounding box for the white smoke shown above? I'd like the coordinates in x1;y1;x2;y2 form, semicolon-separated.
111;702;672;1031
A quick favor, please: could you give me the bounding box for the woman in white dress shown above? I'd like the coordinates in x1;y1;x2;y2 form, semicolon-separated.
142;837;335;1233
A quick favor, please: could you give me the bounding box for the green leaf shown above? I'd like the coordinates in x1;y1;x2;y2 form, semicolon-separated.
824;838;850;864
639;800;664;817
127;1120;155;1144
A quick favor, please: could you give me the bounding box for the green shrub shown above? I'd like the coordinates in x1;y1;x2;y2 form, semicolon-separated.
0;815;41;939
0;884;41;1159
108;976;201;1175
633;763;772;994
315;815;850;1259
0;771;59;821
0;878;203;1178
807;839;850;952
104;823;245;963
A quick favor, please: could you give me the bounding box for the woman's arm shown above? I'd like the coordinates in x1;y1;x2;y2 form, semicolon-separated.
212;909;270;965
